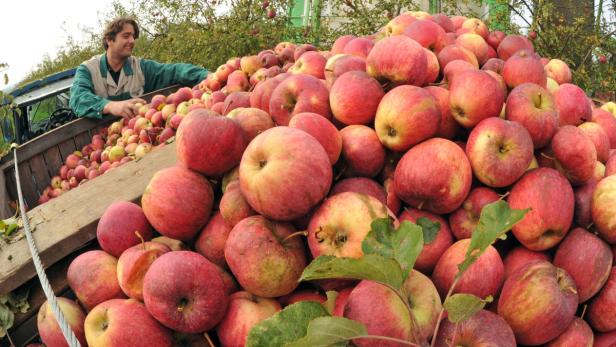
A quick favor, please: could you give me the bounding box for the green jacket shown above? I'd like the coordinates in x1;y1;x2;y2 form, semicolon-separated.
69;54;208;118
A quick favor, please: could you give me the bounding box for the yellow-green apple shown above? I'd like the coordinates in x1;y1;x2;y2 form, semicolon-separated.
553;227;613;303
219;180;256;227
324;54;366;89
250;73;289;112
394;138;472;214
554;83;593;126
449;70;505;128
288;112;342;164
116;241;171;301
307;192;395;259
437;44;478;70
249;67;268;86
141;166;214;241
593;108;616;148
227;70;249;93
289;51;326;79
67;250;125;310
268;73;331;125
224;215;306;297
143;251;229;333
240;55;261;76
430;13;454;32
461;18;489;39
502;50;547;89
481;57;505;73
342;37;374;58
96;201;153;257
551;125;597;185
579;121;611;162
176;109;247;176
487;30;506;49
84;299;172;347
331;35;356;54
456;33;489;64
107;145;125;163
448;186;500;240
226;107;274;142
423;48;439;84
592;175;616;244
399;208;453;274
216;291;281;347
545;317;593;347
330;71;384;125
601;101;616;117
278;289;326;307
344;272;441;346
497;34;534;60
339;125;386;177
329;177;386;205
544;58;572;85
383;13;416;36
366;35;427;86
402;19;447;52
546;76;559;93
239;126;332;221
374;85;440;151
195;212;232;268
433;309;516;347
37;297;87;347
465;117;534;187
503;246;551;279
498;261;578;345
425;86;460;139
134;143;152;159
432;238;504;298
588;267;616;332
505;83;558;148
507;168;574;250
151;236;188;251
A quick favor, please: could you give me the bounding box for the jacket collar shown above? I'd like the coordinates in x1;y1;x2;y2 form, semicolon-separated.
99;53;134;78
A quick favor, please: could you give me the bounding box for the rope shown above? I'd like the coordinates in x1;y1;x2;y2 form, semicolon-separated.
11;144;81;347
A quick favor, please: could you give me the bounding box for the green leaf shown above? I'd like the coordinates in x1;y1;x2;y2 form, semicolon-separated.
0;302;14;338
444;294;493;324
457;201;528;275
299;254;404;290
284;316;367;347
7;289;29;314
324;291;338;316
361;219;424;280
246;301;329;347
416;217;440;244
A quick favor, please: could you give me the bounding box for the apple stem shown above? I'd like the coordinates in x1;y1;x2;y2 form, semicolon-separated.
335;165;347;181
498;191;510;200
135;230;145;250
222;99;234;115
580;304;588;320
540;152;555;161
430;276;461;347
282;230;308;244
417;201;425;210
204;332;216;347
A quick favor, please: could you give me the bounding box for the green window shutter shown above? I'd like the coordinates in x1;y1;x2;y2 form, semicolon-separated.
289;0;306;27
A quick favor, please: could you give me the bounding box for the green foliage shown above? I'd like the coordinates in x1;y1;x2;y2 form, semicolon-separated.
285;316;366;347
443;294;493;323
0;289;30;338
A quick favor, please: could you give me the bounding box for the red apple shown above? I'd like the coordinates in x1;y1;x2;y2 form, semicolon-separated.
288;112;343;165
448;187;500;240
366;35;427;86
403;19;447;52
503;246;552;279
329;177;386;205
67;250;125;310
592;108;616;149
505;83;558;148
554;83;593;126
579;121;611;163
324;54;366;88
497;34;533;60
97;201;153;257
268;74;331;126
342;37;374;58
330;71;384;126
339;125;386;178
502;50;547;88
449;70;505;128
551;125;597;185
436;44;478;70
587;267;616;332
425;86;460;140
592;175;616;244
433;310;516;347
195;212;232;269
226;107;275;142
38;297;87;347
544;58;572;85
117;242;171;301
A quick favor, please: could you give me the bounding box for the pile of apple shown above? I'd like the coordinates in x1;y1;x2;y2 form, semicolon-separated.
37;85;208;205
32;9;616;347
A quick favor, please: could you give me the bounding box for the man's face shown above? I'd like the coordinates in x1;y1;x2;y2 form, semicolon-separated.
107;23;136;58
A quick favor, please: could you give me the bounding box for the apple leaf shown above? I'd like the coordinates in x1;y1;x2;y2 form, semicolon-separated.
0;302;13;339
443;294;493;324
416;217;440;244
457;201;528;275
246;301;330;347
361;218;424;280
284;316;367;347
299;254;404;291
324;291;338;316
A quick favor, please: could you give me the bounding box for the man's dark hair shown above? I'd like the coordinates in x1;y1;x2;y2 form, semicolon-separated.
102;17;140;50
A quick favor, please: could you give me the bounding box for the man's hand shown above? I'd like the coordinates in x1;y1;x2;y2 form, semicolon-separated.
103;98;147;119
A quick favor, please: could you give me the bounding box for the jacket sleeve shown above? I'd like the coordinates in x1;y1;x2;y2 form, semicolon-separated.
140;59;208;93
68;64;110;119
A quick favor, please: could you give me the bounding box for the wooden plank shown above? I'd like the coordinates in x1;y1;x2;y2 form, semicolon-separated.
27;154;50;197
57;138;79;164
41;146;64;179
0;116;114;171
17;161;39;211
5;167;17;205
72;131;92;153
0;142;178;295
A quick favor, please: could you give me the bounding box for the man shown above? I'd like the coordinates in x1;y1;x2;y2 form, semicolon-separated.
69;17;207;119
